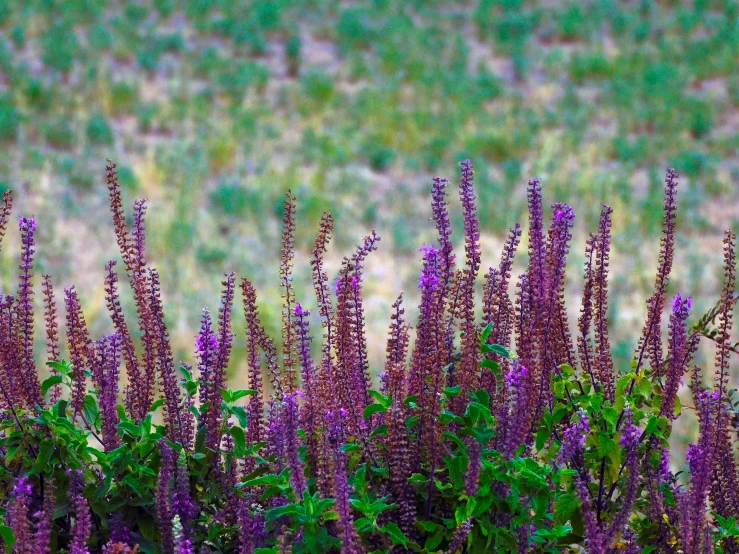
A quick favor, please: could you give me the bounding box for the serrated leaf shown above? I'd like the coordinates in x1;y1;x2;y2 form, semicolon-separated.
382;522;409;546
554;493;578;524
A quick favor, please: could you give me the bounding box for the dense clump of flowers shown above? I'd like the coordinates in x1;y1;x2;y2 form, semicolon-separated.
0;160;737;554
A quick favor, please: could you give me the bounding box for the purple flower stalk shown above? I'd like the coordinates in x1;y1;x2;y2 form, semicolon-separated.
6;476;33;553
559;411;590;464
68;469;92;554
17;215;41;408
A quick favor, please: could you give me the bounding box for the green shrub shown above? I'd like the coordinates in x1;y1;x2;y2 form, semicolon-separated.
0;97;20;142
301;68;335;106
337;7;374;52
86;113;114;146
41;23;79;73
43;118;76;149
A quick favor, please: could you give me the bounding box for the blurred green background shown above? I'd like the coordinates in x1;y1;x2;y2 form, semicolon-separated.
0;0;737;445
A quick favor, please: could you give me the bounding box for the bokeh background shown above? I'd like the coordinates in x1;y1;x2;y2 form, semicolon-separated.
0;1;737;449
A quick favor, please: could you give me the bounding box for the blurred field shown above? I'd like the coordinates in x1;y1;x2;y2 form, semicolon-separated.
0;0;737;407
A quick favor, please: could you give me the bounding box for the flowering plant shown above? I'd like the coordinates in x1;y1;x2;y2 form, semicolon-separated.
0;160;736;553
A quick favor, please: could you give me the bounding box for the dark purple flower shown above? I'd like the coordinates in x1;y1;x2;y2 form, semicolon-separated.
6;476;33;553
559;411;590;464
68;469;91;554
418;245;440;292
17;214;41;408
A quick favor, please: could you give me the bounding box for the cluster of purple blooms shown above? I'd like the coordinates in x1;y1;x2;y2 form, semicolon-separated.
0;159;737;554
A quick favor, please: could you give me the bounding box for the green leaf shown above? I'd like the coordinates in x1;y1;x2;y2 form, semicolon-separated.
368;390;392;408
46;359;72;375
554;493;578;524
230;426;246;457
480;322;493;343
195;425;207;452
425;529;445;551
363;403;387;419
179;365;192;380
444;385;461;397
488;343;509;357
41;375;63;395
480;358;501;373
117;421;140;437
242;474;281;487
220;389;257;402
382;522;409;546
148;398;165;412
0;525;15;549
596;434;617;457
29;440;55;476
83;394;99;424
231;406;248;427
266;504;301;522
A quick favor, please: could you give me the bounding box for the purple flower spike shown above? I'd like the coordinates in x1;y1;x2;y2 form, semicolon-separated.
620;409;639;451
559;410;590;463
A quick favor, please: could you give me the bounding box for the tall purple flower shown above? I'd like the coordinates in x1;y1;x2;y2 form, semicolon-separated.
173;451;197;539
283;391;306;497
17;216;41;408
455;159;482;408
327;409;363;554
592;205;614;400
681;390;718;553
65;287;93;422
497;360;535;458
660;294;692;421
195;308;219;450
6;476;33;554
68;470;91;554
157;441;177;554
636;168;679;376
34;478;56;554
93;334;122;450
147;268;186;445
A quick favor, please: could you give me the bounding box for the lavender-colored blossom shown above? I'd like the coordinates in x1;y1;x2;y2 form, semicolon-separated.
505;360;528;391
620;410;639;452
6;476;33;554
95;334;122;450
418;244;440;292
658;448;672;485
661;294;693;421
157;441;176;554
559;411;590;464
446;519;472;554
